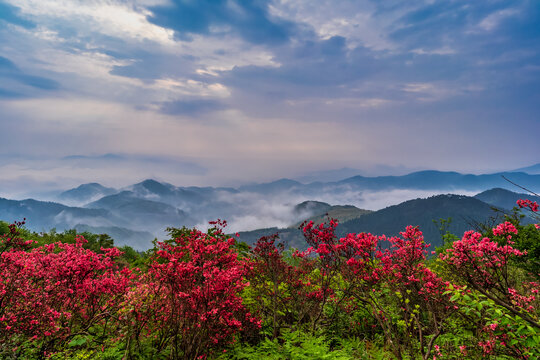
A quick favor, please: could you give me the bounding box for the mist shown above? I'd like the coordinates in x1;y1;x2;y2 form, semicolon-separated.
191;188;479;234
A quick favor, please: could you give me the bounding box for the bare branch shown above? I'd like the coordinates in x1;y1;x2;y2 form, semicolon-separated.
502;175;540;197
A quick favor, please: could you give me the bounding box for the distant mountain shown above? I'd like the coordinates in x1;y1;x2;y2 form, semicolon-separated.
0;197;116;233
236;227;305;250
337;171;540;192
237;194;506;251
228;171;540;204
125;179;239;216
295;168;363;183
236;201;371;248
5;170;540;251
302;206;372;226
86;191;195;232
129;179;177;198
291;202;372;228
338;194;505;250
73;224;154;250
294;165;418;183
58;183;117;205
0;197;158;249
513;163;540;175
238;178;303;194
293;201;332;217
474;188;540;210
54;171;540;216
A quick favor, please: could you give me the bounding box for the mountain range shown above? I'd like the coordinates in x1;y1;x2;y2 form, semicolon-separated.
238;189;539;250
1;169;539;250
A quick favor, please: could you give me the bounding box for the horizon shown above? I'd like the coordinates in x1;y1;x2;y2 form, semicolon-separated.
1;163;539;202
1;168;538;242
1;0;539;196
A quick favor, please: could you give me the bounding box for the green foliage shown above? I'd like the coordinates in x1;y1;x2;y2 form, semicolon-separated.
432;218;460;251
33;228;114;251
442;285;540;359
0;221;10;235
218;330;393;360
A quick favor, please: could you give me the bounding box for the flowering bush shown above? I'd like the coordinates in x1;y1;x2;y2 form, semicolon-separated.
438;212;540;359
335;226;452;360
0;235;131;356
122;221;259;359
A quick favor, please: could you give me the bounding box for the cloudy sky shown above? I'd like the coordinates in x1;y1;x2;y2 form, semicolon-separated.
1;0;539;197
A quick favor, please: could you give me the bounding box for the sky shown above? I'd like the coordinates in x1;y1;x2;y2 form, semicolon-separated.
0;0;539;197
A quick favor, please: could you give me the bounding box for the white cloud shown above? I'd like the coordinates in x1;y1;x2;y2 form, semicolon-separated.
34;48;134;80
323;97;395;108
269;0;398;51
401;81;485;102
3;0;278;108
478;8;519;32
149;78;231;100
402;82;436;93
174;34;280;71
7;0;175;45
401;82;456;102
411;46;456;55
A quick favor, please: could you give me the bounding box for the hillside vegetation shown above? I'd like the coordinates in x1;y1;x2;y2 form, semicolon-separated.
0;198;539;359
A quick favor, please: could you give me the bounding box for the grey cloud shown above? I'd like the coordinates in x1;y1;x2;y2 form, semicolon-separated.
223;36;380;98
110;52;198;81
159;99;227;115
60;153;208;176
0;56;59;94
147;0;296;45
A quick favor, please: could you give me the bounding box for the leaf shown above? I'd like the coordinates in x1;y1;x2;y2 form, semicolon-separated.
68;337;87;347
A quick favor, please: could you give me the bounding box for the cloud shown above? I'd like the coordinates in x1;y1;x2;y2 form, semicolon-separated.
5;0;174;45
192;186;481;234
222;36;381;100
159;98;227;115
269;0;398;51
147;0;296;44
410;46;456;55
0;88;22;98
110;53;197;81
0;153;208;199
59;153;208;176
478;8;519;32
193;190;308;233
0;56;59;96
0;0;538;195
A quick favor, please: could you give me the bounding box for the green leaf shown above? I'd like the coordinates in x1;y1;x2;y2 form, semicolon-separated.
68;337;87;347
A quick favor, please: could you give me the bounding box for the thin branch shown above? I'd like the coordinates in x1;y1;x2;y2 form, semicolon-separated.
501;175;540;197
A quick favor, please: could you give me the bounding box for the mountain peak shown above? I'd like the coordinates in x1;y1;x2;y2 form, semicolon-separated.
512;163;540;175
58;183;117;204
132;179;175;196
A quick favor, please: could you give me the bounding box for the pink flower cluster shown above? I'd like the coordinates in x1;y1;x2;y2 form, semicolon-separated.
492;221;518;240
516;199;539;212
440;230;525;289
0;236;131;342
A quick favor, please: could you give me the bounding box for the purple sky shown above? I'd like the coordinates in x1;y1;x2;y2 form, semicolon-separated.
0;0;539;197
